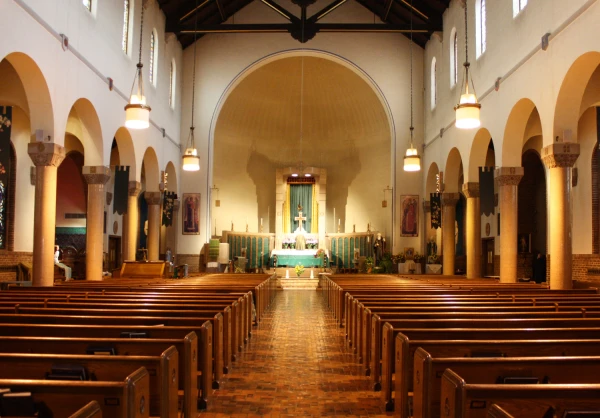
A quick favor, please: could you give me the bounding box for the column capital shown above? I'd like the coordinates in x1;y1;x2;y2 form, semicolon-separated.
423;200;431;213
173;199;180;210
542;143;580;168
462;182;480;198
82;166;110;185
494;167;524;186
128;181;141;197
27;142;66;167
441;192;460;206
145;191;162;205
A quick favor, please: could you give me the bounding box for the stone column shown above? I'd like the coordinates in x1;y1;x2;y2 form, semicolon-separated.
495;167;524;283
167;199;180;262
123;182;141;261
441;193;460;275
462;182;482;279
83;166;111;281
542;143;580;289
28;143;65;286
145;192;162;261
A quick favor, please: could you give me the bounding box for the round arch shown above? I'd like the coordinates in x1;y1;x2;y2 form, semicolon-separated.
113;127;136;179
468;128;494;181
142;147;160;192
445;148;463;193
426;162;440;195
554;51;600;143
65;98;103;166
502;98;538;167
165;161;178;195
1;52;53;136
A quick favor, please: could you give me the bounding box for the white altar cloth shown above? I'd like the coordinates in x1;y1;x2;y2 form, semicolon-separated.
271;249;318;256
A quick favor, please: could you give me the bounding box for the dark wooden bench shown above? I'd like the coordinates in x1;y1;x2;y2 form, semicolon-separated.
119;261;166;278
441;368;600;418
413;349;600;418
0;330;202;416
0;348;178;417
0;366;149;418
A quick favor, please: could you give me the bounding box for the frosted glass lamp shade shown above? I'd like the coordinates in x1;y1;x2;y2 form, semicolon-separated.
124;95;151;129
403;147;421;172
182;148;200;171
455;93;481;129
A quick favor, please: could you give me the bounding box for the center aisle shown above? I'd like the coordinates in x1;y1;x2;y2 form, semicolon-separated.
201;290;392;417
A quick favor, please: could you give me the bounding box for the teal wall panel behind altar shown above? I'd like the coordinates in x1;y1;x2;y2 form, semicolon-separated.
327;233;375;270
223;232;274;270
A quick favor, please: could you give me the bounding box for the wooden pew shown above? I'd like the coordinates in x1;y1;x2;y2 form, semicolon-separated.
0;333;201;417
441;368;600;418
487;404;514;418
0;349;177;417
413;350;600;418
0;367;149;418
70;400;103;418
375;315;600;400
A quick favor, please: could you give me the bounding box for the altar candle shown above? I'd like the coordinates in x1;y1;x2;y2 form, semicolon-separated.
260;218;263;226
338;218;340;226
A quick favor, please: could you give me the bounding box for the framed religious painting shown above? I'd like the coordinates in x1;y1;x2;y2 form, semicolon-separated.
400;195;419;237
182;193;201;235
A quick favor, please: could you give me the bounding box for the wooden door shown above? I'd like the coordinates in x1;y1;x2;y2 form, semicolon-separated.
482;238;495;277
108;236;121;271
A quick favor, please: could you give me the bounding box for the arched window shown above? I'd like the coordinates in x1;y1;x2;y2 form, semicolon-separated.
83;0;92;12
149;29;158;86
122;0;130;54
513;0;528;17
476;0;487;58
169;59;176;109
431;57;437;109
450;28;458;87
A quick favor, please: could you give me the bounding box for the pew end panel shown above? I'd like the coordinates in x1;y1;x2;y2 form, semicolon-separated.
396;333;413;418
381;322;395;412
212;312;224;389
371;313;382;391
197;321;213;411
124;367;151;418
158;345;179;418
440;369;466;418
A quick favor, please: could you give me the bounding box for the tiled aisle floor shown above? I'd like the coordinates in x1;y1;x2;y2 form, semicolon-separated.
200;290;393;417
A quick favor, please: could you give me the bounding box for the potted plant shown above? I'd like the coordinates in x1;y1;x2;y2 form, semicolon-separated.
294;263;305;277
365;256;374;273
314;248;326;271
381;252;394;274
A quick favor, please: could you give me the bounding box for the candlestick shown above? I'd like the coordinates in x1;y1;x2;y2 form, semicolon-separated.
260;218;263;226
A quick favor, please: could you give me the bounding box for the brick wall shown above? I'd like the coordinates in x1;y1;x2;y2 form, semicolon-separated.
0;251;32;280
572;254;600;282
177;254;200;273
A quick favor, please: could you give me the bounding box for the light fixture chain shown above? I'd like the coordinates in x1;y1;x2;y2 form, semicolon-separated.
138;0;144;65
190;0;199;134
409;0;414;140
300;55;304;164
464;0;469;64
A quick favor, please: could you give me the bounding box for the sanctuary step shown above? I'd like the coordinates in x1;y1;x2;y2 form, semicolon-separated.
276;277;319;290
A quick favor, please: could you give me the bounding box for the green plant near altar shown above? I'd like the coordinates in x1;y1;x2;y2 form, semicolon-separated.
294;263;305;277
380;252;394;274
365;256;374;273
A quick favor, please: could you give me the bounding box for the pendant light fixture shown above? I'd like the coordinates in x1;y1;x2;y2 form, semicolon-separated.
403;0;421;172
182;0;200;172
454;0;481;129
124;1;151;129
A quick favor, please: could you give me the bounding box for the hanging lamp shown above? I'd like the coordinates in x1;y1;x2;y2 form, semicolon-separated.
454;0;481;129
124;1;151;129
182;0;200;172
403;0;421;172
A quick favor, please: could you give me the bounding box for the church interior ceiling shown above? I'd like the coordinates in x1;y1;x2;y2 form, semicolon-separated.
157;0;449;48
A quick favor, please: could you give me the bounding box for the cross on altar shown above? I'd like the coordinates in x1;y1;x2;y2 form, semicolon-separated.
295;211;307;231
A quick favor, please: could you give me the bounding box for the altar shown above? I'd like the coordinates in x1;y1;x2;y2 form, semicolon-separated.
271;249;327;267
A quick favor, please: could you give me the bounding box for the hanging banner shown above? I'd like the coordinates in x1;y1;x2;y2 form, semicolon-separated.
162;191;177;226
113;166;130;215
430;192;441;230
0;107;12;249
479;166;495;216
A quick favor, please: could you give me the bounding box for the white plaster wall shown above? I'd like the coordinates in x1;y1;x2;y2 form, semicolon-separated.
180;0;425;254
1;0;183;257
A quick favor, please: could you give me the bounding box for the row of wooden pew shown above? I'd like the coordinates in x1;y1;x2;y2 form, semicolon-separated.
323;274;600;418
0;273;276;417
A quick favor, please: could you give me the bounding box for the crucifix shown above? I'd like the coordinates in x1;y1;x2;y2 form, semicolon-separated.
295;204;307;232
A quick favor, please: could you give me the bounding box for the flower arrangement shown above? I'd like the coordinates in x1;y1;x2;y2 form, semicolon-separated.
282;236;295;249
314;248;326;258
294;263;305;277
306;238;318;249
392;253;406;264
413;252;423;262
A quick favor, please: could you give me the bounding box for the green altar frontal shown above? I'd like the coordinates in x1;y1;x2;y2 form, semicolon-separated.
272;253;323;267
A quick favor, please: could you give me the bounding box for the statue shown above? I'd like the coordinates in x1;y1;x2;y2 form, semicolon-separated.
373;233;385;266
427;237;438;264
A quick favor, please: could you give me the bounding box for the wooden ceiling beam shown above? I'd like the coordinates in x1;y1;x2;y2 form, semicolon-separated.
258;0;299;22
177;22;440;34
308;0;349;23
215;0;227;21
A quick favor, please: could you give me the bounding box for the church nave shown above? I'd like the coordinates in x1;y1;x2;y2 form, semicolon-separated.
201;290;390;417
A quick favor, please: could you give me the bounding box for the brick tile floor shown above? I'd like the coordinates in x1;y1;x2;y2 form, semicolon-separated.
200;290;393;417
